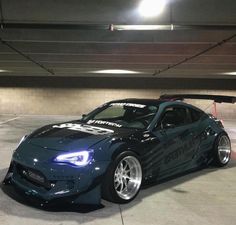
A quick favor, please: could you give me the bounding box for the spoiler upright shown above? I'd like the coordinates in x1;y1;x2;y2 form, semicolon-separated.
160;94;236;104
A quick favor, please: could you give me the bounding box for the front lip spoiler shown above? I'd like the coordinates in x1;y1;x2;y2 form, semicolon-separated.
1;163;105;210
1;181;104;212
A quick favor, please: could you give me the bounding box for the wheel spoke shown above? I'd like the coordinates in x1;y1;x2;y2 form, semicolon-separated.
125;169;131;173
124;178;129;188
119;179;124;192
120;161;124;170
115;181;120;189
123;162;128;170
122;175;130;179
114;176;119;182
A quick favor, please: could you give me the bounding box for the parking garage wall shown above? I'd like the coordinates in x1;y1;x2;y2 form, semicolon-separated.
0;77;235;119
0;88;235;119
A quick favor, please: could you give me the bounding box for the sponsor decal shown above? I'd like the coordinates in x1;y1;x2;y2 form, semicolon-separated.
110;102;146;108
87;120;122;128
164;141;195;164
53;123;114;135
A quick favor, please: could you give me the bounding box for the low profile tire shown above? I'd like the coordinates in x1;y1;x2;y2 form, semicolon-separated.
102;151;142;204
213;133;231;167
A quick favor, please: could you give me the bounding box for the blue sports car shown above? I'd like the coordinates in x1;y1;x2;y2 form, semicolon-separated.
2;94;235;205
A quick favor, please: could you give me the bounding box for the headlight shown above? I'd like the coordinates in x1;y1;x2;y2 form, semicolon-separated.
17;135;27;147
53;150;93;167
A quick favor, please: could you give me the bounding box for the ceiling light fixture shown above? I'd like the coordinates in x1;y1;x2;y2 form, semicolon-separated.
222;72;236;75
91;69;141;74
0;69;9;72
139;0;167;17
115;25;171;30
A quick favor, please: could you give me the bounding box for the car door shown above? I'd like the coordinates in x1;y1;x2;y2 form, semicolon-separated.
152;105;197;177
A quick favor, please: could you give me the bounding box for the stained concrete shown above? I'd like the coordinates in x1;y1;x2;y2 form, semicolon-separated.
0;115;236;225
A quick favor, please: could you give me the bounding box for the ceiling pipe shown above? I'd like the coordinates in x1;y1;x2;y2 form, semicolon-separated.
0;23;236;31
0;36;55;75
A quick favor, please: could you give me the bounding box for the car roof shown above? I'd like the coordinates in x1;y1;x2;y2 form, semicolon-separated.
110;98;166;105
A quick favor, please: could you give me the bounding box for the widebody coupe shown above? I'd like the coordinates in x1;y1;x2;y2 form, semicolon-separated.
3;95;235;205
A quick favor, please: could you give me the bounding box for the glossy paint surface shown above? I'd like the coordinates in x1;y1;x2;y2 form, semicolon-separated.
3;100;226;205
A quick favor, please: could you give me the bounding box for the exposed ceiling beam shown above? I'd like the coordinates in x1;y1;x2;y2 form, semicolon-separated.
153;33;236;76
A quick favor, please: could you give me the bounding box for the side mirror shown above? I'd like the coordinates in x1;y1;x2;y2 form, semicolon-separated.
82;114;87;119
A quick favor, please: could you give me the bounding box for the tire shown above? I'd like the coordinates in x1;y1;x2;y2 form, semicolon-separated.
212;133;231;167
102;151;142;204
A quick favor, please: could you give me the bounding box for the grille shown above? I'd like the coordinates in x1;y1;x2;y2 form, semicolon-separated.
15;162;53;190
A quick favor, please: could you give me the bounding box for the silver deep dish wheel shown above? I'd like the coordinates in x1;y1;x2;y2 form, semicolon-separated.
218;135;231;164
114;156;142;200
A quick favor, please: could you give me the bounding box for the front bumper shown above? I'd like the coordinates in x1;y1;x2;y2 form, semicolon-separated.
3;152;110;205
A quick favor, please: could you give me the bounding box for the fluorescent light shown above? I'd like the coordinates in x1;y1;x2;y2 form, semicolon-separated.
91;69;141;74
139;0;167;17
0;69;9;72
115;25;171;30
222;72;236;75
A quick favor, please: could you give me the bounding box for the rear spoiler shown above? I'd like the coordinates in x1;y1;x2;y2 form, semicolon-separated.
160;94;236;104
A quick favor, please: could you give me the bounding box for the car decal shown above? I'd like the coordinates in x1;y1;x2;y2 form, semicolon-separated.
164;140;195;164
110;102;146;108
52;123;114;135
87;120;122;128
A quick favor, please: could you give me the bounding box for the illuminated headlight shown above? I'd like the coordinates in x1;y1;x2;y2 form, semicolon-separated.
17;135;27;147
53;150;93;167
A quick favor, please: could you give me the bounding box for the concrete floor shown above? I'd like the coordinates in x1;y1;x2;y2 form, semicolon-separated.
0;115;236;225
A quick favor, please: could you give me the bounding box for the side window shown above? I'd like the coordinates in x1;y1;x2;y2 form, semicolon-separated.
159;106;190;128
190;108;203;122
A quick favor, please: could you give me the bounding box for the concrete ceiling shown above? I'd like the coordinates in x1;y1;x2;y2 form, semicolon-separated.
0;0;236;79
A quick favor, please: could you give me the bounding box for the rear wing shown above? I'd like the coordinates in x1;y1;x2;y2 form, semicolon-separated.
160;94;236;104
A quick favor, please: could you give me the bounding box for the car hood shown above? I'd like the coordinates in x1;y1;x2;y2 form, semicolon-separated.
27;121;134;151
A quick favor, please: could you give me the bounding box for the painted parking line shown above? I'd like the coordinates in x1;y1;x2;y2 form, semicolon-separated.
0;117;21;125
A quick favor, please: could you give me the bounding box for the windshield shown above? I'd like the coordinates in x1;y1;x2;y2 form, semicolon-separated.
82;102;159;129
